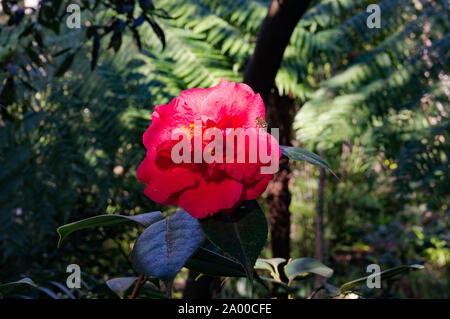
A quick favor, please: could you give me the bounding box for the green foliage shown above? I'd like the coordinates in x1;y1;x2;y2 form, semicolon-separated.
200;200;268;280
285;257;334;282
57;211;163;247
0;278;36;295
339;264;424;294
185;244;247;277
289;0;448;298
1;0;447;299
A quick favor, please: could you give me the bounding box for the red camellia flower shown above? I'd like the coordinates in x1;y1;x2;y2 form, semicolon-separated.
137;78;280;218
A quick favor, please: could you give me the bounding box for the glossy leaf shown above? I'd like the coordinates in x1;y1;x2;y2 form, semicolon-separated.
54;53;75;77
132;210;205;281
106;277;138;299
185;246;246;277
284;258;334;282
57;211;163;247
340;264;424;293
0;278;36;294
280;145;329;168
199;200;268;280
255;258;286;281
255;258;286;272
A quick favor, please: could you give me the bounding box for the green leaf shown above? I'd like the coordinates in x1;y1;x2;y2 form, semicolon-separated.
185;246;246;277
57;211;163;247
0;278;36;294
254;260;274;273
132;209;205;281
280;145;329;168
55;53;75;77
340;264;424;293
255;258;286;281
284;258;333;282
255;258;286;272
106;277;138;299
91;31;101;70
199;200;268;280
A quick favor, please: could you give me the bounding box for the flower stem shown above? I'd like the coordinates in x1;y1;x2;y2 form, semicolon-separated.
130;274;145;299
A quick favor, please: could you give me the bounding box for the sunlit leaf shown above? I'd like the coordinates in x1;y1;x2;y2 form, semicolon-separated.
280;145;329;168
284;258;333;282
57;211;163;247
340;264;424;293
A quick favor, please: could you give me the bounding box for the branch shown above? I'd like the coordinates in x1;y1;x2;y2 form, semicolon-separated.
243;0;312;102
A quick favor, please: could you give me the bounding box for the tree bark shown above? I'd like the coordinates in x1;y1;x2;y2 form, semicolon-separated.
265;91;294;259
243;0;312;102
243;0;312;259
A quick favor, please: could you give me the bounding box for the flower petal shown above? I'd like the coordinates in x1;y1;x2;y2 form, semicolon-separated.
144;167;200;204
178;178;243;218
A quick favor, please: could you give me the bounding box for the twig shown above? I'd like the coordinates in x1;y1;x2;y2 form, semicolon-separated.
130;274;145;299
307;285;324;299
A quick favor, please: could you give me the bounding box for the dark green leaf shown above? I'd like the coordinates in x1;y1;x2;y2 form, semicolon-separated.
108;20;123;52
57;211;163;247
199;200;268;280
139;0;154;11
0;77;16;106
53;47;72;57
145;16;165;49
185;246;246;277
340;264;424;293
54;53;75;77
132;210;205;281
284;258;333;281
0;278;36;294
91;31;101;70
280;145;329;168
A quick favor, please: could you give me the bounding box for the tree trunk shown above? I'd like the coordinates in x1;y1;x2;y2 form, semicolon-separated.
265;91;294;259
243;0;312;101
243;0;312;259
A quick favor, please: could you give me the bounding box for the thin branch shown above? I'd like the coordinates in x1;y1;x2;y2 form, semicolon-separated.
130;274;145;299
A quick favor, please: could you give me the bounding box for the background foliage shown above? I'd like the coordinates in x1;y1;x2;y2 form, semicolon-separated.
0;0;448;298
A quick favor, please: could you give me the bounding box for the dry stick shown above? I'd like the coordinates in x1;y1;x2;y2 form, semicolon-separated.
130;274;145;299
307;285;325;299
